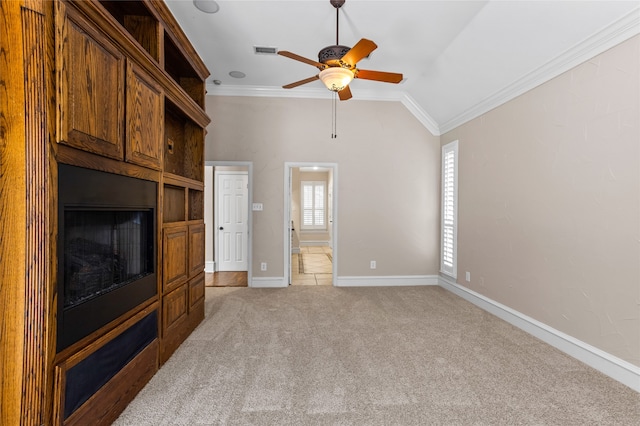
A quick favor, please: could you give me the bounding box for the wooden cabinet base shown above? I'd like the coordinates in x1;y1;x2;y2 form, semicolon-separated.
64;340;159;426
160;299;204;365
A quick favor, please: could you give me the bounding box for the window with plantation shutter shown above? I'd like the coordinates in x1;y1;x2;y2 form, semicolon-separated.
301;181;326;230
441;140;458;278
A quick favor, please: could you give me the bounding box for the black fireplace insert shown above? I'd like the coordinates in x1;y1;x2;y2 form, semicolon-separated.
57;164;157;351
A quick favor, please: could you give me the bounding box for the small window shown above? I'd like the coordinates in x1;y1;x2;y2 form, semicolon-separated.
301;181;326;230
441;140;458;278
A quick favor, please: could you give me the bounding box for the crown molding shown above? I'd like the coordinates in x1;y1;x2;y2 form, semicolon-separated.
206;84;442;135
399;93;441;136
438;6;640;134
206;83;403;102
206;7;639;138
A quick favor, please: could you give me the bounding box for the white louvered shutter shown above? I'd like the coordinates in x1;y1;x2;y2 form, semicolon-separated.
441;141;458;278
314;184;324;227
301;181;326;229
303;183;314;226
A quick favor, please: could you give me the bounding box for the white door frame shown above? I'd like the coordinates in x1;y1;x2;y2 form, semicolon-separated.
284;162;338;286
207;161;253;285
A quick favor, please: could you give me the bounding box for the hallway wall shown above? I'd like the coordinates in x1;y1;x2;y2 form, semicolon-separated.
205;97;441;279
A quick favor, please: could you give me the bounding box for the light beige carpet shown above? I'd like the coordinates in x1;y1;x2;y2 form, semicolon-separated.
114;286;639;425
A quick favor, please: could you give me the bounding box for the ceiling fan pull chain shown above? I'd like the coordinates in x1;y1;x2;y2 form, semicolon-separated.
335;93;337;138
332;92;337;138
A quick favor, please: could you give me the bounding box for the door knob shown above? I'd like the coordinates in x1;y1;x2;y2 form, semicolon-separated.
219;226;224;230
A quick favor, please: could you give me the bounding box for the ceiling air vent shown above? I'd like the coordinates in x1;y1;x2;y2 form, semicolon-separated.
254;46;278;55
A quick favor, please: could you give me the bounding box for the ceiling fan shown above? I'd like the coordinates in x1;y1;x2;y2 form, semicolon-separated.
278;0;403;101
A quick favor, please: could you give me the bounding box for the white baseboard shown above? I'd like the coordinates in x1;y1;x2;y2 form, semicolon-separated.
292;247;301;254
205;261;215;273
299;241;330;247
438;275;640;392
336;275;439;287
251;277;287;288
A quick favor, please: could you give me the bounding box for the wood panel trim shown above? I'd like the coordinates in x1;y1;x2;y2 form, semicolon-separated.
21;4;52;425
64;339;159;426
1;2;28;424
0;1;26;424
52;303;158;424
55;301;159;368
56;144;161;183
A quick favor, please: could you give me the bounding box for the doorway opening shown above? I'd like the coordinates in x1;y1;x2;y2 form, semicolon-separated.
284;162;338;286
205;161;253;287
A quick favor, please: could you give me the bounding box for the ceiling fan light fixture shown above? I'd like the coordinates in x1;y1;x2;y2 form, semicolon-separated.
319;67;353;92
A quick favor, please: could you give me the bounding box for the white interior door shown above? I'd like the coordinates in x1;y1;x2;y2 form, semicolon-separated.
217;172;248;271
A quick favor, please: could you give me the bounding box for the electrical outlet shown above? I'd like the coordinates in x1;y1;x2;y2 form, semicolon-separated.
261;262;267;271
465;271;471;282
370;260;376;270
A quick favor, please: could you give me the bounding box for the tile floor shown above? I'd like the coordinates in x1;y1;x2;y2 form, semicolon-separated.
291;246;333;286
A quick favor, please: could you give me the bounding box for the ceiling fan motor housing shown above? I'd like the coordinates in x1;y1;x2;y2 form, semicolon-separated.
319;45;351;67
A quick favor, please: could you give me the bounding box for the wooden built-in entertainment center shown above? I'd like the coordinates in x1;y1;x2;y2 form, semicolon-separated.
0;1;210;424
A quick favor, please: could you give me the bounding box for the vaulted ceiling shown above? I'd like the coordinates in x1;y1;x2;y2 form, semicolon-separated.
165;0;639;134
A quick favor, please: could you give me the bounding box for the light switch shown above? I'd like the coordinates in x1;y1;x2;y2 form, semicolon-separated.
252;203;263;211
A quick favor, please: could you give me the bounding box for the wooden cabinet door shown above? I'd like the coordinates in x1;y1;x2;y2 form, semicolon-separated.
57;4;124;159
188;223;205;278
162;284;188;332
163;225;188;291
189;273;205;310
126;61;163;170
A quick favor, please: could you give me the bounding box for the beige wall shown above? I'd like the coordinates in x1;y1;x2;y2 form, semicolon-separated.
443;35;639;367
205;97;441;277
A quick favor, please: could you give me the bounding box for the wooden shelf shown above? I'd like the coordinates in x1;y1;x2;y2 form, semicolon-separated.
99;1;160;62
188;189;204;221
163;172;204;190
163;185;186;223
164;101;204;182
164;32;205;107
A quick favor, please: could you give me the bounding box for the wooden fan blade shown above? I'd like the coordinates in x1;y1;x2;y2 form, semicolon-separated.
283;75;319;89
356;69;403;84
340;38;377;66
278;51;326;70
338;85;352;101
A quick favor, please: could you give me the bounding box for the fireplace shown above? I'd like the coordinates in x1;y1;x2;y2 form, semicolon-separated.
57;165;157;351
